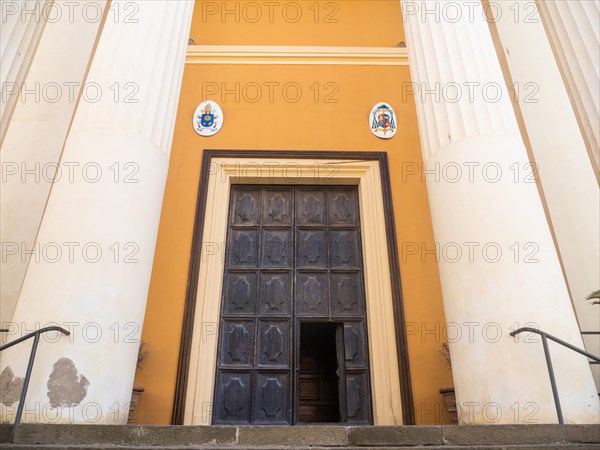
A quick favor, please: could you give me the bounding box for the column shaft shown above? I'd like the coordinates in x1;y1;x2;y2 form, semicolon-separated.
1;0;105;338
402;0;599;424
537;0;600;177
488;0;600;392
1;0;193;424
1;0;48;142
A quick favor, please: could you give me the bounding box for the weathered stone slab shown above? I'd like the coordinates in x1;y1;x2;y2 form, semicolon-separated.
348;425;443;446
0;425;11;443
14;424;238;446
566;425;600;443
237;426;348;446
7;423;600;448
443;424;565;445
14;424;140;445
137;425;237;446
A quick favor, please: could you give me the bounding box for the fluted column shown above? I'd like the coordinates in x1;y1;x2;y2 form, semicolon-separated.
0;0;193;424
402;0;599;424
1;0;48;142
537;0;600;177
1;0;106;340
488;0;600;392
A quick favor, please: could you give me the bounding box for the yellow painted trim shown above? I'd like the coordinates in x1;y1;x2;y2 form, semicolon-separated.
184;158;403;426
186;45;409;66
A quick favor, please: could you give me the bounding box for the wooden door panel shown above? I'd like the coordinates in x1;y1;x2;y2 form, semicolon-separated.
227;229;259;267
345;372;370;423
330;229;360;267
258;272;292;315
343;322;367;368
223;271;257;315
231;189;261;225
331;272;364;316
219;321;254;367
297;229;327;267
296;189;326;225
261;229;292;267
262;189;293;225
257;320;290;368
253;372;291;424
335;324;348;422
327;189;359;226
299;377;319;400
296;272;329;316
214;372;252;424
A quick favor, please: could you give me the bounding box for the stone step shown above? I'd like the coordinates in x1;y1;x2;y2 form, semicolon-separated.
2;444;599;448
0;424;597;449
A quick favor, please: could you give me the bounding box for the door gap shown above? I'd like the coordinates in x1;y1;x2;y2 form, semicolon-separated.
298;322;341;423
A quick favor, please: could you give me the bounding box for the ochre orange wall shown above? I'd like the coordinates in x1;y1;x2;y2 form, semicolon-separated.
190;0;405;47
134;0;451;425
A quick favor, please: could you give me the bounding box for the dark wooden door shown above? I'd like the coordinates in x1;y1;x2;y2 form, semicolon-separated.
213;186;372;425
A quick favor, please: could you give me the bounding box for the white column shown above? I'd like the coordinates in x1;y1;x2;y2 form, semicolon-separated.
488;0;600;392
0;0;193;424
1;0;48;142
1;0;106;339
401;1;599;424
536;0;600;176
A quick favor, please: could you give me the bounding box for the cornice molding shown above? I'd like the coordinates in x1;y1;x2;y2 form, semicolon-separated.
186;45;409;66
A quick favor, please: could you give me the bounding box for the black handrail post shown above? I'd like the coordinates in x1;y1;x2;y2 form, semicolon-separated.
509;326;600;443
0;327;69;443
11;332;41;443
540;334;570;443
541;334;563;425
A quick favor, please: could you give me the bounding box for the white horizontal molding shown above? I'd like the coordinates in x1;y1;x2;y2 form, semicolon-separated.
186;45;409;66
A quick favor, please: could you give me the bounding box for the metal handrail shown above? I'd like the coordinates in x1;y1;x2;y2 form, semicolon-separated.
0;327;70;442
510;327;600;427
580;331;600;364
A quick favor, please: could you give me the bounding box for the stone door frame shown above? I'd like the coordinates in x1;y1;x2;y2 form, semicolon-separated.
173;150;412;426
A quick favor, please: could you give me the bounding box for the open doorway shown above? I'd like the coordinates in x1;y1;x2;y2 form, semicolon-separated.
298;322;343;423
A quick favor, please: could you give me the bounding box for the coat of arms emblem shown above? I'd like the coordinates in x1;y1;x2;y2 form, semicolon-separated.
370;102;397;139
193;100;223;136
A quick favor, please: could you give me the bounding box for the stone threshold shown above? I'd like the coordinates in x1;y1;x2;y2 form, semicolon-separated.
0;424;598;448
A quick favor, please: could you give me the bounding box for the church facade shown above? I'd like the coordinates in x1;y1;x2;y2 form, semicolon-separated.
1;0;598;427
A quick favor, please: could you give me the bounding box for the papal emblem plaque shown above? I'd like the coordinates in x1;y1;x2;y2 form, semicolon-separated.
369;102;397;139
193;100;223;136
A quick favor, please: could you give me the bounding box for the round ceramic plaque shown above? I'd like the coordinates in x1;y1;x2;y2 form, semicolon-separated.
193;100;223;136
369;102;397;139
